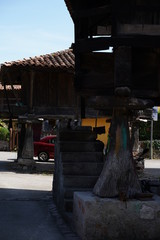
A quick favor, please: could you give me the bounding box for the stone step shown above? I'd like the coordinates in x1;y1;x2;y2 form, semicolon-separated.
59;141;104;152
62;162;103;176
60;152;104;163
58;130;97;142
64;187;92;199
63;175;98;188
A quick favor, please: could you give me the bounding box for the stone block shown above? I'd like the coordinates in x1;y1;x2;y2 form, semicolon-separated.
64;176;98;188
59;141;104;152
62;162;103;176
73;192;160;240
59;130;97;141
60;152;103;163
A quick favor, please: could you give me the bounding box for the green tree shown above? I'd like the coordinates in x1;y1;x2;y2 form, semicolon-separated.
0;120;10;141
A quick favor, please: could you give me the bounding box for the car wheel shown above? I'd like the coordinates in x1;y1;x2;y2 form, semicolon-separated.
38;152;49;162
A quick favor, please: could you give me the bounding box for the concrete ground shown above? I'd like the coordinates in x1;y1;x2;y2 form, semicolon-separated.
144;159;160;178
0;151;78;240
0;151;159;240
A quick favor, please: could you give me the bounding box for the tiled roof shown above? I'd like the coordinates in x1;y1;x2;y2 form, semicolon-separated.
1;49;75;72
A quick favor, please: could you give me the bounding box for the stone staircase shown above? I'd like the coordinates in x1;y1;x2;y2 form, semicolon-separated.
53;127;104;213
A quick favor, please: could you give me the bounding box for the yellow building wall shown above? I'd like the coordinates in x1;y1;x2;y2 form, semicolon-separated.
81;118;111;146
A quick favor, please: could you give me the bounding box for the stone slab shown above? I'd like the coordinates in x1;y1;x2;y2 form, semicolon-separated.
59;130;97;141
62;162;103;176
60;152;103;163
64;176;98;188
73;191;160;240
59;141;104;152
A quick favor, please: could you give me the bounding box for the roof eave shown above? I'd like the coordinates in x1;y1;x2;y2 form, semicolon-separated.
64;0;74;22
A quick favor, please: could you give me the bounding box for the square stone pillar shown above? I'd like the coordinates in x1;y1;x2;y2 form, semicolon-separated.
18;121;35;166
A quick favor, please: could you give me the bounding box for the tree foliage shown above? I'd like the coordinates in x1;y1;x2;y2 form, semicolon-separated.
139;113;160;140
0;120;10;141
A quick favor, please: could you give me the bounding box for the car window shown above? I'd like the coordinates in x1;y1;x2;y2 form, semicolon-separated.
51;138;55;144
47;138;55;144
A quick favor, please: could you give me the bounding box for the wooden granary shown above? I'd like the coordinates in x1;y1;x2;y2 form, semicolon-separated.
64;0;160;198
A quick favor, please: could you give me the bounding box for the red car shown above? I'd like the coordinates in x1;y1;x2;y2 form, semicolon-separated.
34;135;56;161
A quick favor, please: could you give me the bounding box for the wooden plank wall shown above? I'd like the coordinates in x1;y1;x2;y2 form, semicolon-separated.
21;71;76;110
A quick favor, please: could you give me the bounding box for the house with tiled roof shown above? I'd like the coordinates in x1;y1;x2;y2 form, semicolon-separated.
0;48;76;119
0;48;78;152
0;47;109;153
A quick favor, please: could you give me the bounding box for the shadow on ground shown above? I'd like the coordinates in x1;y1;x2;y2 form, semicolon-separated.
0;158;54;174
0;188;52;200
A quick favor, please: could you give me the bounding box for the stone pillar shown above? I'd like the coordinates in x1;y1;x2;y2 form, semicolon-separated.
18;121;35;166
93;107;141;198
17;122;26;160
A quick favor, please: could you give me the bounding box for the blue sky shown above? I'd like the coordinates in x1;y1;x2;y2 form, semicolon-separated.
0;0;74;63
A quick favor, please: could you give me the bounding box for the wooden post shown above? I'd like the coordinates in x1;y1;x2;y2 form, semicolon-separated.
150;119;153;159
7;71;20;106
114;46;132;93
93;106;142;198
80;97;86;119
29;71;35;113
9;128;13;151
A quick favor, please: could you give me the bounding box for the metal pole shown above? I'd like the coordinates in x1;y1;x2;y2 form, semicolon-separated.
150;119;153;159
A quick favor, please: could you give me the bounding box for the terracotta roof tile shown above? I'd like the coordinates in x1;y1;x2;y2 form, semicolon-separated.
1;49;74;72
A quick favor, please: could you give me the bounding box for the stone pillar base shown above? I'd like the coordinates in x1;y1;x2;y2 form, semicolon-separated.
18;158;35;166
73;192;160;240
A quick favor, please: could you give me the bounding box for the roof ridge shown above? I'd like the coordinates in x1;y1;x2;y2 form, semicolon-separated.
0;48;74;71
2;48;73;65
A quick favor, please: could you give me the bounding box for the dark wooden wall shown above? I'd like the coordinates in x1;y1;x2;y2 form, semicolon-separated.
31;71;75;107
21;70;77;116
71;0;160;106
0;69;77;118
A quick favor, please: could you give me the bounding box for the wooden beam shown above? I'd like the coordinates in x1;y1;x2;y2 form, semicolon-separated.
112;0;118;36
132;5;160;12
118;24;160;36
80;97;85;119
114;46;132;91
133;89;159;99
75;87;114;97
74;36;160;53
75;72;114;89
113;4;160;14
74;38;111;53
73;5;111;19
94;96;154;110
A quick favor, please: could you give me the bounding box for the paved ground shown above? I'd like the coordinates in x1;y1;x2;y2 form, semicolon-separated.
0;151;159;240
145;159;160;169
0;151;77;240
143;159;160;178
